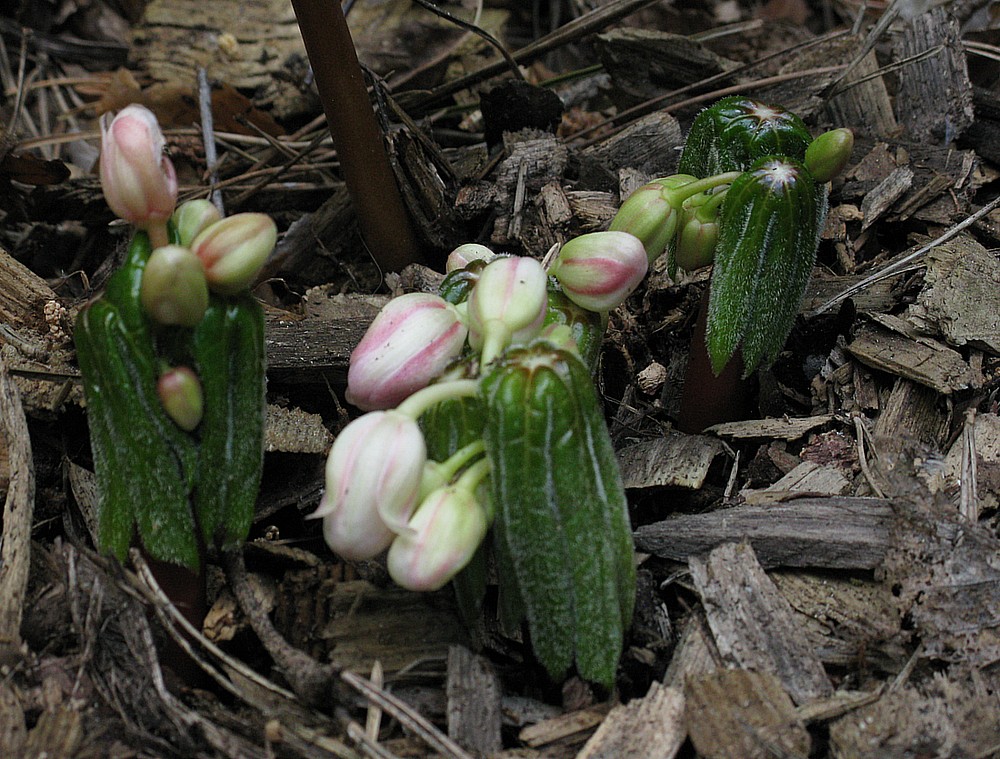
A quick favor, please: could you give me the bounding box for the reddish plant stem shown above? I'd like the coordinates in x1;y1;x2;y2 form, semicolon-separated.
143;550;207;686
676;287;755;433
290;0;423;272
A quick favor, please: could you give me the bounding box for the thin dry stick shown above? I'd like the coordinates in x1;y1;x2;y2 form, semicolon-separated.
290;0;423;273
342;670;474;759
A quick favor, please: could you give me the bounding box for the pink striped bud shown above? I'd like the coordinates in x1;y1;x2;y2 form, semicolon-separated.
190;213;277;295
446;243;495;272
312;410;427;560
467;256;548;362
157;366;204;431
549;231;648;313
346;292;469;411
99;105;178;228
387;484;489;591
140;244;209;327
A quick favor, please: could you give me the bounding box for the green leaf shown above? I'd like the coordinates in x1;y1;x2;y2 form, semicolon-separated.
679;96;812;177
481;342;635;686
706;156;826;377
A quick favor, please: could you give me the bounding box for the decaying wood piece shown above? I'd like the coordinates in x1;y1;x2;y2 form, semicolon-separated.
847;314;975;394
892;7;974;144
802;274;898;314
689;542;834;704
0;353;35;664
0;682;26;757
860;166;913;231
906;237;1000;355
264;405;333;454
663;612;722;689
634;497;893;570
582;110;683;178
20;709;82;758
771;572;905;669
829;671;1000;758
446;646;503;757
575;681;685;759
944;411;1000;514
824;46;897;138
617;432;726;490
684;669;811;759
133;0;312;118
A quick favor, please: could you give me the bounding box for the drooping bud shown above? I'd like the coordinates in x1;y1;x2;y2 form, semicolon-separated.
609;175;695;263
467;255;548;363
549;231;648;313
157;366;204;431
387;482;489;592
190;212;277;295
139;244;209;327
673;190;723;272
346;292;469;412
311;410;427;561
99;105;178;232
172;199;222;247
805;128;854;183
446;243;495;273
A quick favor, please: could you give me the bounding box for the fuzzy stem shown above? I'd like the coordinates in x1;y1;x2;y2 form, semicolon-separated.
147;221;169;250
396;379;480;419
289;0;423;272
676;287;755;433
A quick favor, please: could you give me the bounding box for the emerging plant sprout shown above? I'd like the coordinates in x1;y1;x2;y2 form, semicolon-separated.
76;105;271;571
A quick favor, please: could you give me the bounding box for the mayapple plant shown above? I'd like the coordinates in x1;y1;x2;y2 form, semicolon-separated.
611;96;854;382
319;233;647;686
75;104;272;570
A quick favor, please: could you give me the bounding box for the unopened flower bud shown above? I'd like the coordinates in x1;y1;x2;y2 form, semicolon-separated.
387;484;489;591
311;410;427;560
99;105;178;229
172;199;222;247
157;366;204;431
805;128;854;183
190;213;277;295
609;175;696;263
674;191;723;271
549;231;648;313
446;243;495;272
140;244;209;327
467;256;548;363
346;292;469;411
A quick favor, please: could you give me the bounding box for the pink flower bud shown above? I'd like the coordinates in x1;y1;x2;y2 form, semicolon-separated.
549;231;648;313
157;366;204;431
346;292;469;411
312;410;427;561
386;484;488;591
140;245;209;327
172;199;222;247
190;213;277;295
446;243;495;272
467;256;548;362
99;105;178;228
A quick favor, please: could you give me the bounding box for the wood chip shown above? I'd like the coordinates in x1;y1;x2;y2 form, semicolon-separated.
264;405;333;454
741;461;852;505
705;413;835;440
576;681;685;759
846;314;975;394
446;646;503;757
518;704;609;749
617;433;726;490
907;237;1000;355
860;166;913;230
685;669;811;759
635;497;893;571
689;542;834;704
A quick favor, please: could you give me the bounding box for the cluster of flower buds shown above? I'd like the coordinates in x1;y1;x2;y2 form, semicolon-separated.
318;230;648;589
99;104;277;432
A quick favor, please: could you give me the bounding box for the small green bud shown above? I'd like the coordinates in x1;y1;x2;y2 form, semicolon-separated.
172;199;222;247
805;128;854;183
674;190;723;272
157;366;204;431
609;175;696;263
140;244;209;327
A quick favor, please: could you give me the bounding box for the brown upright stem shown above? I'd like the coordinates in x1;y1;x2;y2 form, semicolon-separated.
676;288;755;433
290;0;423;272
